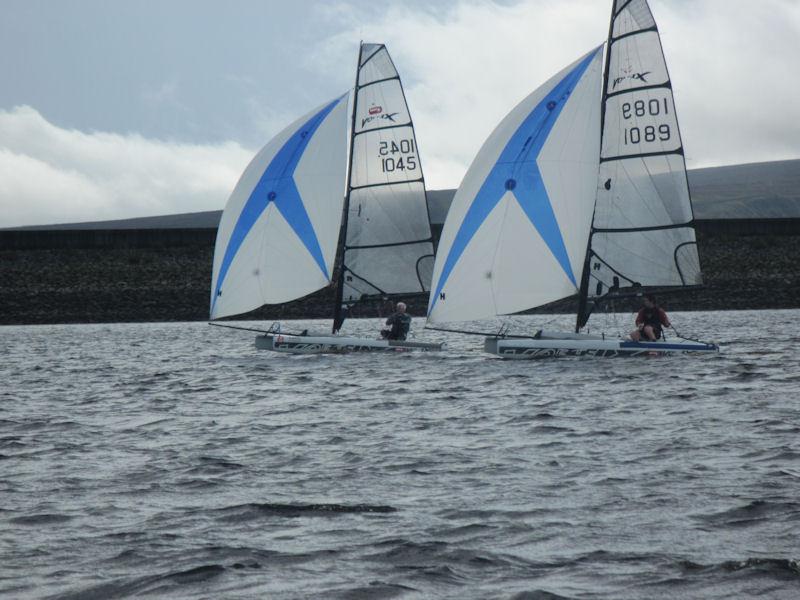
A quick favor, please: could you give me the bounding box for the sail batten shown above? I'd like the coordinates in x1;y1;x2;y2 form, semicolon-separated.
357;76;401;90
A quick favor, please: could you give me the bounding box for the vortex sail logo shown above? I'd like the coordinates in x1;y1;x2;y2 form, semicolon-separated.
361;104;398;128
612;71;652;89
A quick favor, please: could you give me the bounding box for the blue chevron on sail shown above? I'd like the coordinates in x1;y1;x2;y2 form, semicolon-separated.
210;95;350;320
427;47;604;324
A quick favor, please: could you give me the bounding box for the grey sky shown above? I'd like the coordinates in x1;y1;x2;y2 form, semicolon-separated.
1;0;450;146
1;0;799;226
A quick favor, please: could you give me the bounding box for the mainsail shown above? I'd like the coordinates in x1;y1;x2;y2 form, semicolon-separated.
210;96;350;320
333;43;435;332
576;0;701;329
427;48;604;324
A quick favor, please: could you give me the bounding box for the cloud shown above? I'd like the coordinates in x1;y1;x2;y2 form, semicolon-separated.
2;0;798;227
313;0;608;189
654;0;800;168
0;105;253;227
315;0;800;182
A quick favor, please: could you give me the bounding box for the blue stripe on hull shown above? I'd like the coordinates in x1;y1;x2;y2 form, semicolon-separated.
619;341;718;352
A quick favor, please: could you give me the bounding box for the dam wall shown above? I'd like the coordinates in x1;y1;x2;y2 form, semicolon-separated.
1;219;798;324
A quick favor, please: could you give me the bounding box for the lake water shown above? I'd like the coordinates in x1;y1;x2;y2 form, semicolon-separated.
2;310;799;599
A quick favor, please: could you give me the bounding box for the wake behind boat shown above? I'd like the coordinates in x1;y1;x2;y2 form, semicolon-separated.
426;0;718;359
209;43;442;354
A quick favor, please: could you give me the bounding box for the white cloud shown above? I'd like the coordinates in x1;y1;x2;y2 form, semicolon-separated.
0;106;253;227
2;0;798;227
313;0;609;189
316;0;800;181
655;0;800;168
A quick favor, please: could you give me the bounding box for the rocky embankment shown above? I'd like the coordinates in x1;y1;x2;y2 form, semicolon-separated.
1;228;798;325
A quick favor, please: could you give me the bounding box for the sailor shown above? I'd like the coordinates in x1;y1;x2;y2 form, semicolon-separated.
381;302;411;341
630;294;671;341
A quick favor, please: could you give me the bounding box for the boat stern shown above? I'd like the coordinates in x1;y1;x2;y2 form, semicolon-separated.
484;337;500;355
255;334;276;350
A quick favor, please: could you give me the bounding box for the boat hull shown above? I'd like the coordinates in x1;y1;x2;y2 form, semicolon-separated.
255;334;443;354
485;333;718;359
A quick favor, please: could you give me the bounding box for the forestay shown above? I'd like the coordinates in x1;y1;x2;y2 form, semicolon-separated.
577;0;701;329
338;43;435;311
210;96;349;320
427;48;604;324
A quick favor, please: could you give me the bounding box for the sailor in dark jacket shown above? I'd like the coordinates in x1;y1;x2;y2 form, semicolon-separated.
381;302;411;341
630;294;671;341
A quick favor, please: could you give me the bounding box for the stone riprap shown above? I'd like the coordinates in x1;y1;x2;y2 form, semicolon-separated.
1;226;798;325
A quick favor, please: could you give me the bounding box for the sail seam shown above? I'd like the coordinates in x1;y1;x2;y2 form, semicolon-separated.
353;122;413;137
344;238;434;250
605;82;671;99
357;76;400;90
611;26;658;43
593;222;694;233
601;148;683;162
350;178;424;192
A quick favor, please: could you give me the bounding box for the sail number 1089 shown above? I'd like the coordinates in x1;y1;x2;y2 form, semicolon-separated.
379;139;417;172
621;98;671;145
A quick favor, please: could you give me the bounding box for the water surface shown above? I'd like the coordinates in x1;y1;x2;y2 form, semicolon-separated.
2;310;799;598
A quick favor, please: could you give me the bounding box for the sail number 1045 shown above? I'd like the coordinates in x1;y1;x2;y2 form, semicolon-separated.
621;98;672;145
379;139;417;172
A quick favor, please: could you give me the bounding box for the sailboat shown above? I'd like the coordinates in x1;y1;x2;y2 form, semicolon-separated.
426;0;718;358
210;43;442;354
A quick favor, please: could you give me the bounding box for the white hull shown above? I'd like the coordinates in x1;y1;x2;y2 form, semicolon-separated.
485;331;718;359
255;333;443;355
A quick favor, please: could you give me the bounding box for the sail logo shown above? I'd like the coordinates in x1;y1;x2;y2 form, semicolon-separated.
361;110;398;128
612;71;651;89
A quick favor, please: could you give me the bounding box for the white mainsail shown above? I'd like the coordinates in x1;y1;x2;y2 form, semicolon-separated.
577;0;701;328
210;96;349;320
337;43;435;312
427;47;604;324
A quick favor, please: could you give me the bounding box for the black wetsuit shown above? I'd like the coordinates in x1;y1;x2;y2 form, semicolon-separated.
383;312;411;341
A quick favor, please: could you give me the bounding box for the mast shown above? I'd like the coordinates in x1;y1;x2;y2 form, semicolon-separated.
576;1;615;333
332;42;363;334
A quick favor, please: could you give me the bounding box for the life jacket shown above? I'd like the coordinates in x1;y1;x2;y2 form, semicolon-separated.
387;313;411;340
641;307;661;327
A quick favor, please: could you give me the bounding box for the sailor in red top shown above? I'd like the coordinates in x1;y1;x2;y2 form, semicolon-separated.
630;294;671;342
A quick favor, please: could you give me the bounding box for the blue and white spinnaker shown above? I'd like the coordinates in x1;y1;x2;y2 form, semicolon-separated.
210;95;349;320
427;47;604;324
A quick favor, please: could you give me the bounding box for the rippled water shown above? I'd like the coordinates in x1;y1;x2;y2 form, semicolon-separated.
2;310;799;599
